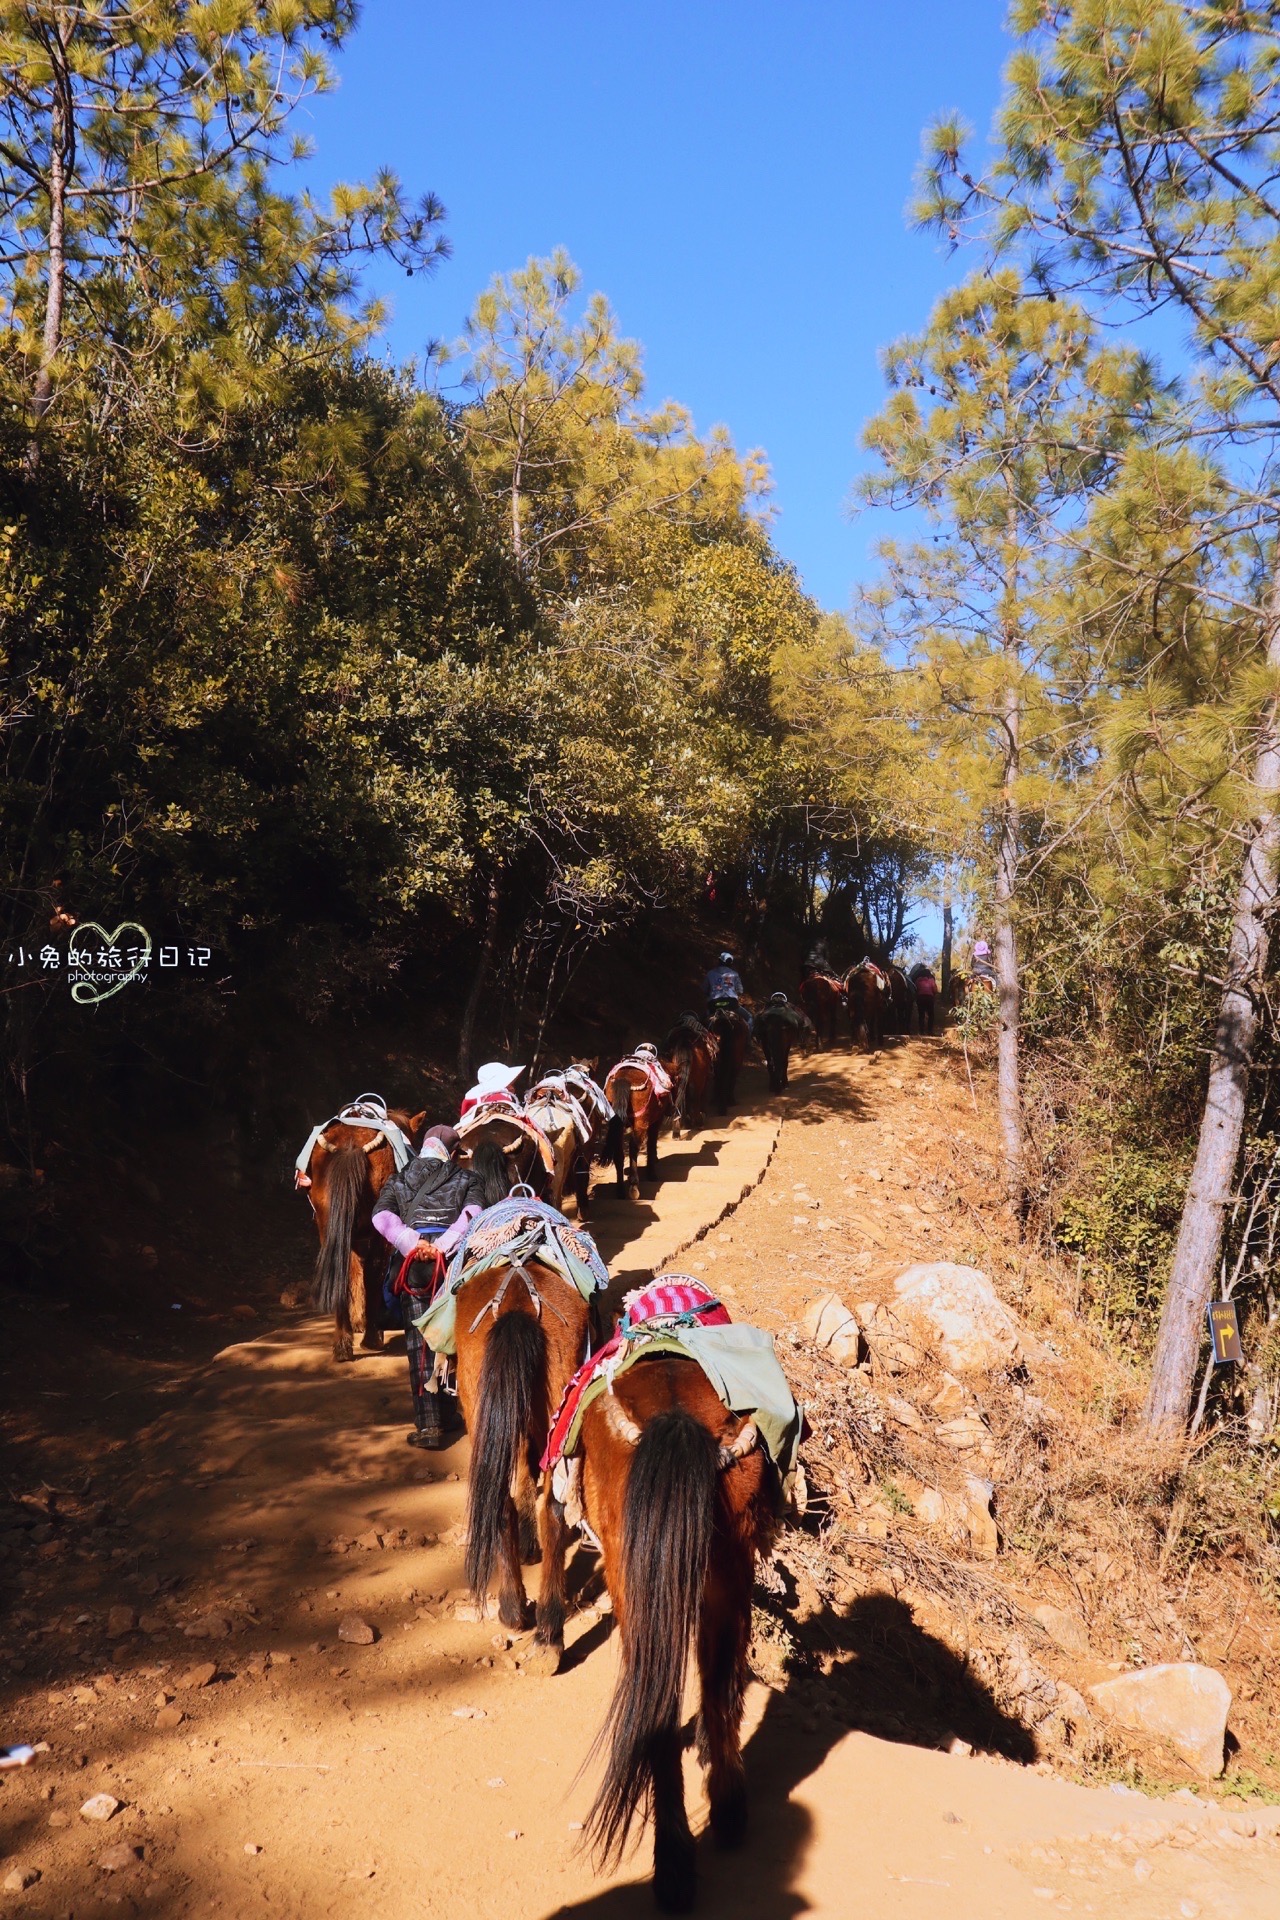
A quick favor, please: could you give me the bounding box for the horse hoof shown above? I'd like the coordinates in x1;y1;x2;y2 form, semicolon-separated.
627;1183;641;1202
523;1640;563;1678
360;1331;384;1352
498;1595;526;1632
333;1343;355;1365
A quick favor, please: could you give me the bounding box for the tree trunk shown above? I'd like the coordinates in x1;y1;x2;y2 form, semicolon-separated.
994;686;1025;1215
456;872;502;1086
1143;569;1280;1434
941;884;954;1005
26;65;69;473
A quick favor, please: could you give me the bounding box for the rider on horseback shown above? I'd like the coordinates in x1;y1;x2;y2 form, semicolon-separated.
373;1124;491;1451
702;950;752;1033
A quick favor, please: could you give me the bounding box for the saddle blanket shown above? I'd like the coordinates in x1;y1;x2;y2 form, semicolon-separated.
541;1277;802;1488
293;1096;415;1181
412;1196;609;1358
525;1078;597;1146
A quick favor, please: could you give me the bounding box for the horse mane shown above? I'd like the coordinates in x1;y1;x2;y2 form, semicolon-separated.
662;1011;710;1052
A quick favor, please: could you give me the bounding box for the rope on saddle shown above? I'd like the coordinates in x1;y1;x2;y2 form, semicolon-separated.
467;1258;571;1332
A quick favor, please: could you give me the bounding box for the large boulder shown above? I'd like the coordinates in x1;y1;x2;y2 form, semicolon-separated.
892;1263;1026;1373
1088;1663;1231;1779
801;1293;863;1367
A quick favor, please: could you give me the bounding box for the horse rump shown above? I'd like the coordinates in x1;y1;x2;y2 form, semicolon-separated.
587;1409;717;1877
311;1146;367;1315
465;1310;544;1607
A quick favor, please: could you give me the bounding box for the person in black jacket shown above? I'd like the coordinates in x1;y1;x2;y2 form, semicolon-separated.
373;1125;491;1449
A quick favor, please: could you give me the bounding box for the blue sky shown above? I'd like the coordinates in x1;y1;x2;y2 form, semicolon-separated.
304;0;1013;617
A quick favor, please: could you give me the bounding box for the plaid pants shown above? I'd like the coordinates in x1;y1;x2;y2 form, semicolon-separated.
393;1244;447;1430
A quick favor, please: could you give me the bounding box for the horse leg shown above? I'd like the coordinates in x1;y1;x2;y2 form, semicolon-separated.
334;1249;362;1363
525;1479;569;1675
646;1117;660;1182
652;1724;697;1912
359;1244;384;1352
573;1150;591;1221
627;1125;641;1202
697;1551;751;1848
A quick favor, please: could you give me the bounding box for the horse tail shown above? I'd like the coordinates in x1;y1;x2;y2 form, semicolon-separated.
587;1408;717;1865
311;1147;366;1315
465;1310;543;1605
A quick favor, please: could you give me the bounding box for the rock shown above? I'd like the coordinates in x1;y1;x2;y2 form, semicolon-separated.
98;1844;141;1872
3;1869;39;1892
179;1661;217;1689
802;1292;863;1367
80;1793;122;1822
106;1605;137;1638
244;1844;263;1856
183;1612;232;1639
884;1394;925;1432
355;1529;383;1552
451;1705;486;1719
963;1477;998;1560
1088;1664;1231;1779
893;1263;1026;1372
453;1602;482;1624
72;1684;96;1704
1033;1603;1090;1657
337;1615;376;1646
859;1303;923;1375
929;1373;974;1419
49;1811;71;1830
138;1612;167;1634
155;1706;184;1729
936;1411;995;1460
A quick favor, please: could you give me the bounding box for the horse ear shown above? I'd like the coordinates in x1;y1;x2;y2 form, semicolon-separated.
409;1109;429;1138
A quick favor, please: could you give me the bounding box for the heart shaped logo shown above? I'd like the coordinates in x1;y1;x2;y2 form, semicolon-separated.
67;922;151;1005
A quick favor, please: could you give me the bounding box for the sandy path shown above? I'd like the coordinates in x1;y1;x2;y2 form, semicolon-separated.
2;1047;1279;1918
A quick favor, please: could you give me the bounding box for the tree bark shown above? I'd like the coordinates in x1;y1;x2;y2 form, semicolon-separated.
1143;566;1280;1434
26;40;70;473
941;885;954;1005
994;684;1025;1215
456;871;502;1086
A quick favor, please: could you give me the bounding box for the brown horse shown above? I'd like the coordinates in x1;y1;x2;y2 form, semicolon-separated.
844;959;889;1052
578;1354;776;1912
885;962;915;1035
524;1065;607;1218
797;970;846;1048
659;1015;717;1138
301;1103;426;1362
456;1106;555;1196
454;1254;591;1672
604;1050;674;1200
708;1004;750;1112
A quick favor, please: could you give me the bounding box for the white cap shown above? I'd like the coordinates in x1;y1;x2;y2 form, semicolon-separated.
475;1061;524;1090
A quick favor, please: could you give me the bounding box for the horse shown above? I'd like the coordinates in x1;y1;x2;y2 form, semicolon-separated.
604;1049;674;1201
456;1104;555;1198
885;963;915;1035
844;959;889;1052
797;970;846;1048
523;1064;608;1219
454;1250;593;1674
707;1003;750;1113
659;1014;717;1138
756;1001;814;1093
577;1353;776;1912
299;1100;426;1362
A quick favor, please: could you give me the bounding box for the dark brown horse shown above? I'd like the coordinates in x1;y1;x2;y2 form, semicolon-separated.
454;1253;592;1673
797;970;846;1048
708;1004;750;1112
578;1354;776;1912
301;1103;426;1362
844;959;889;1052
660;1014;717;1138
885;962;915;1035
604;1051;674;1200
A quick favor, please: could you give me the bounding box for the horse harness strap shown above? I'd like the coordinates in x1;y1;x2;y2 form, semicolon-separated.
468;1259;571;1333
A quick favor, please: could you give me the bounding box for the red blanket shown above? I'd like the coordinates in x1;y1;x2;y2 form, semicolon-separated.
541;1277;730;1471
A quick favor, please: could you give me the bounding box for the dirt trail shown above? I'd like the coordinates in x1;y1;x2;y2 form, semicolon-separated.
3;1043;1280;1918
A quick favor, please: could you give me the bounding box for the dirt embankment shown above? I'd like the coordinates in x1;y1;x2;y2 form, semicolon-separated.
2;1033;1280;1918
